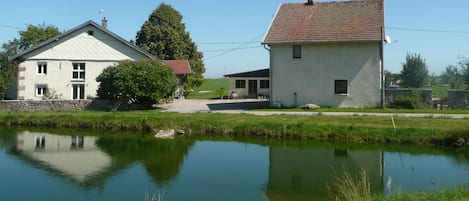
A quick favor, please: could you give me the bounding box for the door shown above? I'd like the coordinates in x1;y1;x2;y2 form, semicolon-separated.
248;80;258;97
72;84;85;100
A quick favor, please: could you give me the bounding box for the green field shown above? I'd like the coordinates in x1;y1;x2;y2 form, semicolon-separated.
187;78;229;99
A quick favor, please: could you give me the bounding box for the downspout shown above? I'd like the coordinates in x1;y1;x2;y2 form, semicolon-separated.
380;26;385;109
263;44;273;106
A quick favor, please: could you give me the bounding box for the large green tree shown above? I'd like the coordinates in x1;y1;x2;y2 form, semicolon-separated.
96;59;178;107
0;23;60;99
135;3;205;90
400;53;429;88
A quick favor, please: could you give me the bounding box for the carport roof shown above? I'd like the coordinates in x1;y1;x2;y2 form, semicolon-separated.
224;68;269;78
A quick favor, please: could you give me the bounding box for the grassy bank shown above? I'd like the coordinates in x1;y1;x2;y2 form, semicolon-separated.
330;169;469;201
1;110;469;148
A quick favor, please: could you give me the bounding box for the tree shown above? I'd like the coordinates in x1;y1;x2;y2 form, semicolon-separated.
458;57;469;88
135;3;205;90
0;23;60;99
96;59;178;107
441;65;463;89
400;53;429;88
18;23;61;50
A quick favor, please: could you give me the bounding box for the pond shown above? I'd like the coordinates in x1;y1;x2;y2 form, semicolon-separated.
0;128;468;201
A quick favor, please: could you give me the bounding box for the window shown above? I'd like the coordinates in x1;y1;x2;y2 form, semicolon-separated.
36;85;47;97
334;80;348;94
293;45;302;59
37;62;47;75
260;80;270;89
72;84;85;100
72;63;85;80
235;80;246;88
87;30;94;36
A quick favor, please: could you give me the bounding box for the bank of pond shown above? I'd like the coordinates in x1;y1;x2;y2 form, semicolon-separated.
1;128;469;201
1;111;469;148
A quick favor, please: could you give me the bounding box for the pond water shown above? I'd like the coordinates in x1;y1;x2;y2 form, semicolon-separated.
0;128;468;201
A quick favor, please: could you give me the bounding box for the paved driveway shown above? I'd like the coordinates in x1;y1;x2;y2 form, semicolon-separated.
159;99;469;119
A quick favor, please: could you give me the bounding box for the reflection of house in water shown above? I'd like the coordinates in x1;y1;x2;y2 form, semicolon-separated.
15;131;114;185
265;146;383;201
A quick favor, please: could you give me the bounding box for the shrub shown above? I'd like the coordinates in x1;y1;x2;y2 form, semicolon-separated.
389;91;424;109
96;59;178;108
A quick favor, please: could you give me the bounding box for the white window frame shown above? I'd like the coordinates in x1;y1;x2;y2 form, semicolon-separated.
36;85;47;97
72;63;86;80
37;62;47;75
72;84;85;100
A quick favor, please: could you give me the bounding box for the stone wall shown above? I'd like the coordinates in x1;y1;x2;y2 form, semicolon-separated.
0;100;146;112
448;90;469;109
385;89;433;106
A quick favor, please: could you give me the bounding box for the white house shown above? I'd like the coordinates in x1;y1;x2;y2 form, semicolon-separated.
262;0;385;108
224;68;270;98
10;20;155;100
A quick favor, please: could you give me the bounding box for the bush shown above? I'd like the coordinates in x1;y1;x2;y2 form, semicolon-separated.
389;91;424;109
96;59;178;108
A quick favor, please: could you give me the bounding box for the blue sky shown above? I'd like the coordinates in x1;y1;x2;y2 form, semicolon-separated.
1;0;469;78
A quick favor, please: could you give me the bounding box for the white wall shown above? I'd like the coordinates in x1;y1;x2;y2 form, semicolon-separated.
16;24;149;100
228;77;270;98
270;43;381;108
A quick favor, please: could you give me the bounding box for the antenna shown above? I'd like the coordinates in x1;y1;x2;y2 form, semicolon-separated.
99;9;105;18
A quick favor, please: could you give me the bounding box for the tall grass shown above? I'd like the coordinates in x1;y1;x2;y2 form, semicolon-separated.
329;169;469;201
328;169;371;201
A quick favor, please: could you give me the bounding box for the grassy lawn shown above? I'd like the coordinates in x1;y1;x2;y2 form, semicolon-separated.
1;110;469;147
186;78;229;99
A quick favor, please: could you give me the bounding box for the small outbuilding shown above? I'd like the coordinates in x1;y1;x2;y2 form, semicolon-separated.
224;68;270;98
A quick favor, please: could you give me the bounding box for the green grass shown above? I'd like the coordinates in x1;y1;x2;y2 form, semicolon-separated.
371;188;469;201
257;107;469;114
1;110;469;148
433;85;451;99
187;78;229;99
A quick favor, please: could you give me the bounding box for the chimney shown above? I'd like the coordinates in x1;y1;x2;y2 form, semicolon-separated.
101;17;108;29
306;0;313;5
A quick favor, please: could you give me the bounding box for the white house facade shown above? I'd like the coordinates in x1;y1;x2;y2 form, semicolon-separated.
263;0;384;108
11;20;154;100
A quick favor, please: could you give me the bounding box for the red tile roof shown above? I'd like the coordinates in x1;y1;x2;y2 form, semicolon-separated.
163;60;192;75
263;0;384;44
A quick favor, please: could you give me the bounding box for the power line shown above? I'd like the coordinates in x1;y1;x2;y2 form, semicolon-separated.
202;45;262;53
198;41;261;45
203;32;266;61
0;24;24;30
387;26;469;34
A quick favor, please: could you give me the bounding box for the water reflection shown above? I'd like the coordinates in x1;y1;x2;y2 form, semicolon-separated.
265;146;384;201
1;130;468;201
96;135;195;185
13;131;114;186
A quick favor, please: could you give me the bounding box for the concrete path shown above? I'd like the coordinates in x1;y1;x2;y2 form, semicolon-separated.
159;99;469;119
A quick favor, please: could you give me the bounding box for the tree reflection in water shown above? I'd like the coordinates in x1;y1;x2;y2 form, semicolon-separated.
96;135;195;185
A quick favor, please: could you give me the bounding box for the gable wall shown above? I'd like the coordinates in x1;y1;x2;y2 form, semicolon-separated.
270;42;381;108
16;24;150;100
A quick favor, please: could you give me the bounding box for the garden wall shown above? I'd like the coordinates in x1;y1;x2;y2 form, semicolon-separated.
0;100;146;112
448;90;469;109
385;89;432;106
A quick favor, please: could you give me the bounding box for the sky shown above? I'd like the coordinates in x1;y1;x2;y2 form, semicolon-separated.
1;0;469;78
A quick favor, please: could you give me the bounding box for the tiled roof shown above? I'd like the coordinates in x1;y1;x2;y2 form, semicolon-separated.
263;0;384;44
224;68;269;78
163;60;192;75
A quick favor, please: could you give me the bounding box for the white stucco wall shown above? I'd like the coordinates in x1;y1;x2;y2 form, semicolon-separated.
269;43;381;108
228;77;270;98
16;24;149;100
